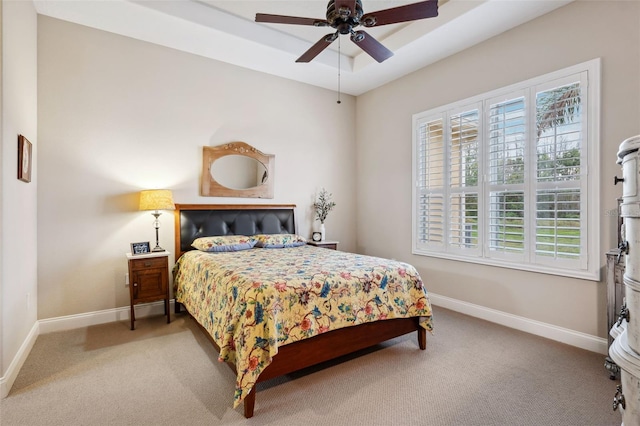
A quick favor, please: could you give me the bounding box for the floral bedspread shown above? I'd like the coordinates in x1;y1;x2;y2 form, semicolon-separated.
173;245;433;408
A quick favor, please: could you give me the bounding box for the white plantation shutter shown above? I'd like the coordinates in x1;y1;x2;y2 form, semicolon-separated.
449;109;480;253
535;189;581;260
487;95;526;260
412;60;599;280
533;79;586;269
488;190;525;255
415;117;445;249
417;194;444;246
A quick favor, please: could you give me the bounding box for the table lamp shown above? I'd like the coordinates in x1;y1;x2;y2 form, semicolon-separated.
139;189;175;252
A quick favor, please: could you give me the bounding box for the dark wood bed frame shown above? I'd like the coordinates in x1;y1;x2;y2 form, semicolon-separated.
173;204;427;418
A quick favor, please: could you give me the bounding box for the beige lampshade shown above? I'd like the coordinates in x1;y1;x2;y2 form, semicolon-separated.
139;189;175;211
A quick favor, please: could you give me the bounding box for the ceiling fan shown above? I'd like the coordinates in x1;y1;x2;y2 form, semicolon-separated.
255;0;439;63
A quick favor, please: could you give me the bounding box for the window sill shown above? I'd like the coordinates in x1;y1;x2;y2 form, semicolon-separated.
411;248;600;281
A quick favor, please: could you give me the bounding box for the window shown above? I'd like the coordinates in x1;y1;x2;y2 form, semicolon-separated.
412;60;600;280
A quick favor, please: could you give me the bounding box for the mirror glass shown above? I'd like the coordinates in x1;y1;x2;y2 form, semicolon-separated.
210;155;268;190
201;142;274;198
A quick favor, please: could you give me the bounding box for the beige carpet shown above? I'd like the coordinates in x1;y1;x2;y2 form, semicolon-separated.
1;306;621;425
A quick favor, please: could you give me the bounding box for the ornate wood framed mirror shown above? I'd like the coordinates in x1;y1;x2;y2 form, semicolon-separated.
201;142;274;198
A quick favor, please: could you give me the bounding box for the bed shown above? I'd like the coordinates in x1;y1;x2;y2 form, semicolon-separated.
172;204;433;417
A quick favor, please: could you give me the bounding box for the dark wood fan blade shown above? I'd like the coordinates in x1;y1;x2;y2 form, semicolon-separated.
256;13;327;27
350;30;393;63
334;0;357;18
361;0;438;27
296;33;337;63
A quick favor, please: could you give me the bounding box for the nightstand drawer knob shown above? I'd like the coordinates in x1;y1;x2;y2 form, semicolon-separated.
133;283;138;287
144;261;152;267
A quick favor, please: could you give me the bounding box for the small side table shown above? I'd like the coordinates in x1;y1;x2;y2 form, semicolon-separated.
126;251;170;330
307;240;339;250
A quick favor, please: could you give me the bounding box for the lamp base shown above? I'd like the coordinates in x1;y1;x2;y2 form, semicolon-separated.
151;212;164;252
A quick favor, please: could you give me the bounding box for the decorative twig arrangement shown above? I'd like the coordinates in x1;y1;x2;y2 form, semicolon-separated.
314;188;336;224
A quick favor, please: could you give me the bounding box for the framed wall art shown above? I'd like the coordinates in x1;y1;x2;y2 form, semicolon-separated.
18;135;32;183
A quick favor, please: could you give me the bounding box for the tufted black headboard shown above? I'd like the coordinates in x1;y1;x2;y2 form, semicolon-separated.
174;204;297;258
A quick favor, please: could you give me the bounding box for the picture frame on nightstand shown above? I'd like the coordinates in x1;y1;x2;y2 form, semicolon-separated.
130;241;151;255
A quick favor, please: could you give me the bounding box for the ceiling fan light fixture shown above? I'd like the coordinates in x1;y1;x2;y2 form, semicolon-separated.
337;22;353;34
255;0;438;64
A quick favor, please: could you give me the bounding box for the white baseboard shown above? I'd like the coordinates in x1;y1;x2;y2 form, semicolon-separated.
429;292;608;355
2;300;172;399
1;321;39;399
3;296;606;399
39;300;174;334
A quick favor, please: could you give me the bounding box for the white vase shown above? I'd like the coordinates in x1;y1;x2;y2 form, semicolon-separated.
319;223;326;241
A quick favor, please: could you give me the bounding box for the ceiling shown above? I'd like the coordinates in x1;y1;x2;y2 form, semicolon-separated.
33;0;574;96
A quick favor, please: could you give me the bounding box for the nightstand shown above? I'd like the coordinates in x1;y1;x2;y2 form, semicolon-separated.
126;251;170;330
307;240;339;250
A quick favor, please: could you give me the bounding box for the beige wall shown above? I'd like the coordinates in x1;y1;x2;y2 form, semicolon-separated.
1;0;38;390
356;0;640;338
37;16;356;319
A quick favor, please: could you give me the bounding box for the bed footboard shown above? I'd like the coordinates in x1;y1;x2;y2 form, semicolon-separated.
182;309;426;417
244;316;426;417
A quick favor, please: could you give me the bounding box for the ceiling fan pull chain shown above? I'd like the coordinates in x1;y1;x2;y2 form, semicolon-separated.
337;36;342;104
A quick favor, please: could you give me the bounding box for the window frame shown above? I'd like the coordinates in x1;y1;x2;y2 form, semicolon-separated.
412;59;600;281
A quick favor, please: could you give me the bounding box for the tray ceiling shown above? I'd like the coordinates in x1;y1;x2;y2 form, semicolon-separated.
33;0;574;96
